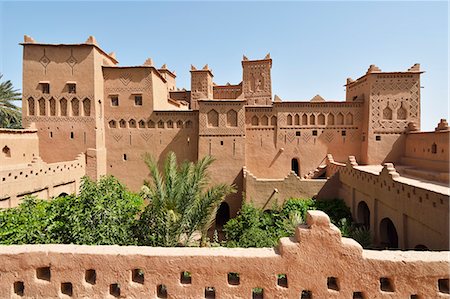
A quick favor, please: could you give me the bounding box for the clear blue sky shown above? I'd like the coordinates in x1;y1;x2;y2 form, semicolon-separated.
1;1;448;131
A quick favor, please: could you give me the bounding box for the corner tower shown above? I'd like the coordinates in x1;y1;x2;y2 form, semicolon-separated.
242;54;272;105
190;64;213;110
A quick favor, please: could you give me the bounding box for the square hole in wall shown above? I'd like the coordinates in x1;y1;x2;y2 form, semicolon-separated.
132;269;144;284
110;283;120;297
13;281;24;296
438;278;449;294
61;282;73;296
157;284;168;298
300;290;312;299
180;271;192;284
36;267;51;281
227;272;240;285
312;130;318;136
220;140;224;146
85;269;96;285
252;288;263;299
410;295;420;299
296;131;301;136
341;130;346;136
205;287;216;299
353;291;364;299
327;277;339;291
375;135;381;141
277;274;288;288
380;277;394;292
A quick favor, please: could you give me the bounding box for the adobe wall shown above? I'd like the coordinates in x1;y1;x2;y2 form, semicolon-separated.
105;111;199;191
245;102;363;179
0;129;39;166
0;154;86;208
325;155;449;250
243;168;328;209
0;211;448;299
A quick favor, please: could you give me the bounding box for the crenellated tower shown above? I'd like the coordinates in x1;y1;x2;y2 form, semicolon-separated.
242;54;272;105
190;64;213;110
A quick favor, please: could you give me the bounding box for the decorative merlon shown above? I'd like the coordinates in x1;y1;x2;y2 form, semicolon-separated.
85;36;98;46
242;55;248;61
408;63;420;72
346;77;354;84
24;35;36;43
202;64;209;70
143;58;154;66
160;63;167;69
366;64;381;74
435;119;449;131
274;94;282;102
310;94;325;102
407;121;419;132
190;65;197;71
108;52;116;60
346;156;358;167
381;163;400;178
264;53;271;59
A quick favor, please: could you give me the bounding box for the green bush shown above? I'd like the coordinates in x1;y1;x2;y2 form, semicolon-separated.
0;176;143;245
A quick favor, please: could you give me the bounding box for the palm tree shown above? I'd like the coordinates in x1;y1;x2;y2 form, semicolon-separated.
137;152;235;247
0;74;22;128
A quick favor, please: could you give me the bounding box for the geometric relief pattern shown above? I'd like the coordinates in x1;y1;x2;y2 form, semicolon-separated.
140;133;153;142
323;131;334;143
113;134;123;142
286;131;295;143
302;132;311;143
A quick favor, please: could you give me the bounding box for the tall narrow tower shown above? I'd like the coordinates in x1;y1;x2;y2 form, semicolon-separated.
190;64;213;110
242;54;272;105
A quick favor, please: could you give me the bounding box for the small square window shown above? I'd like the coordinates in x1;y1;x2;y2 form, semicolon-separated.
181;271;192;284
341;130;346;136
68;84;76;94
41;83;50;94
134;95;143;106
227;272;240;285
111;96;119;107
375;135;381;141
277;274;288;288
312;130;318;136
296;131;301;136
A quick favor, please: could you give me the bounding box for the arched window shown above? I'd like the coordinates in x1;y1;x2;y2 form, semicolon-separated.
302;114;308;125
49;98;56;116
287;114;293;126
261;115;269;126
2;146;11;158
60;98;68;116
327;113;335;125
379;218;398;248
109;120;117;128
176;120;184;128
119;119;126;128
129;119;137;128
270;116;277;126
28;97;35;116
215;202;230;229
357;201;370;229
138;120;146;128
309;114;315;125
383;105;392;120
83;98;91;116
185;120;193;128
227;110;238;127
337;113;344;125
207;109;219;127
318;113;325;125
38;98;46;116
294;114;300;125
251;115;259;126
167;120;174;128
431;143;437;154
397;103;407;120
71;98;79;116
291;158;300;176
346;113;353;125
158;120;164;128
148;120;155;128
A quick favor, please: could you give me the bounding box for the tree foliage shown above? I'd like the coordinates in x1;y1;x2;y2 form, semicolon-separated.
0;176;143;245
0;74;22;128
136;152;235;247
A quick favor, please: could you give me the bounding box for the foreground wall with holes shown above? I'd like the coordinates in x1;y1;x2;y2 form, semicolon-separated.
0;153;86;208
325;154;450;251
0;211;448;299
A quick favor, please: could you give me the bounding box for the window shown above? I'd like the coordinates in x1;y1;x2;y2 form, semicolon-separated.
134;95;143;106
111;96;119;107
431;143;437;154
68;83;76;94
341;130;346;136
375;135;381;141
312;130;318;136
296;131;301;137
41;83;50;94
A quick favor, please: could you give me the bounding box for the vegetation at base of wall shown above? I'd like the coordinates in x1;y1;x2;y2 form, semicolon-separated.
223;198;372;249
0;176;143;245
136;152;236;247
0;74;22;129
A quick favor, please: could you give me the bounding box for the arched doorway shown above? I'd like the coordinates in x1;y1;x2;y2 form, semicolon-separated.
357;201;370;229
379;218;398;248
291;158;300;176
215;202;230;229
58;192;69;198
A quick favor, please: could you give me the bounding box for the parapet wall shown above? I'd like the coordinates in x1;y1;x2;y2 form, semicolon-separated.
0;211;448;298
0;154;86;208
